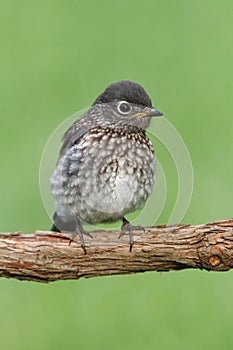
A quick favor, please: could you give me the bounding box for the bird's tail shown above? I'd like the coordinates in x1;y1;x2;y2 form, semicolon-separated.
50;212;76;232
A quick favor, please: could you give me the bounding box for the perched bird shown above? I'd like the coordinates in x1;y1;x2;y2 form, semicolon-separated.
50;80;163;253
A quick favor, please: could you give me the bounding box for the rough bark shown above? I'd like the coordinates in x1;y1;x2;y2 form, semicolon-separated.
0;219;233;283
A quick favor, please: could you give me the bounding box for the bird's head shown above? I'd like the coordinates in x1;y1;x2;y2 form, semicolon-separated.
91;80;163;130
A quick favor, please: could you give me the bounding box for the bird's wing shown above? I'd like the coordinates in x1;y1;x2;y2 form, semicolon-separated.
57;119;89;157
58;105;100;158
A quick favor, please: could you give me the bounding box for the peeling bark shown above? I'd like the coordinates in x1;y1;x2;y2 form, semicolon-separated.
0;219;233;283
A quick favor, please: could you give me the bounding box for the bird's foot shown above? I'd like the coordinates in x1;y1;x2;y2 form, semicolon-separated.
119;217;145;252
69;221;93;254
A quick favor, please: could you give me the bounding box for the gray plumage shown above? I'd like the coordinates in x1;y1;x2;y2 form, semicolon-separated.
50;80;162;252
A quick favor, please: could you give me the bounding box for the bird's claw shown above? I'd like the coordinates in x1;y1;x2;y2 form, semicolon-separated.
69;226;93;254
119;219;145;252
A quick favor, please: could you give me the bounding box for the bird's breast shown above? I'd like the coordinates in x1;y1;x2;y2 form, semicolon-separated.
77;129;155;217
51;127;156;223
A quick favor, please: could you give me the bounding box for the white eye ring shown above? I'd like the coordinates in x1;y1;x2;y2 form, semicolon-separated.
117;101;132;114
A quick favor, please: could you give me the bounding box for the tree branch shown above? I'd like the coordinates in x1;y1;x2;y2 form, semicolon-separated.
1;219;233;283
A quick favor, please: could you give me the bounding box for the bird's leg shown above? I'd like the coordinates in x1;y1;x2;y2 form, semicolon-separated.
118;217;145;252
51;213;92;254
69;219;93;254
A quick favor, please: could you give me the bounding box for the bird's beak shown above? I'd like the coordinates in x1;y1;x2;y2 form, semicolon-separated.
144;107;163;117
130;107;163;119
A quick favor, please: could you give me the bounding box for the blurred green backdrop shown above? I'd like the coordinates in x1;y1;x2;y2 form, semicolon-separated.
1;0;233;349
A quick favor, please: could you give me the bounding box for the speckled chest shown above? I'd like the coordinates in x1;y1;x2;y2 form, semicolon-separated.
68;126;154;184
51;126;155;223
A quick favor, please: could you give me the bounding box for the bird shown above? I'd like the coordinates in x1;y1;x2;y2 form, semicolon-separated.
50;80;163;253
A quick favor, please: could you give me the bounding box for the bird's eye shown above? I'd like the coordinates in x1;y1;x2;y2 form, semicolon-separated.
117;101;132;114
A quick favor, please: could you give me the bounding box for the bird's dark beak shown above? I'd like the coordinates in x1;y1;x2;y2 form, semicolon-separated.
131;107;163;119
144;107;163;117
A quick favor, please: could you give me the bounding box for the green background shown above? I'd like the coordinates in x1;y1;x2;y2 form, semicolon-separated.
1;0;233;349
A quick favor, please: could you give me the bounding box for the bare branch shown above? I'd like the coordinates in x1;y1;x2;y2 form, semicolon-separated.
0;219;233;283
